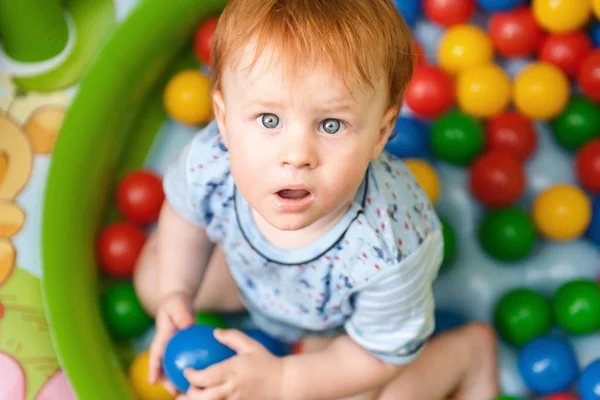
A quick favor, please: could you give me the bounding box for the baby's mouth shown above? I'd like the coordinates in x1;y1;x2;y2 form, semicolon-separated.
277;189;311;200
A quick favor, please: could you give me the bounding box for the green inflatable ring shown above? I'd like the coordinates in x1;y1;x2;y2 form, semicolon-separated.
42;0;226;398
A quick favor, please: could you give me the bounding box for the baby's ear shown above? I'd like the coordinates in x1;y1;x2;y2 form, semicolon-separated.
212;89;228;147
371;105;398;161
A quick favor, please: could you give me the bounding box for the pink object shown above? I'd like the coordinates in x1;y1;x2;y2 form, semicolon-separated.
0;352;25;400
36;370;77;400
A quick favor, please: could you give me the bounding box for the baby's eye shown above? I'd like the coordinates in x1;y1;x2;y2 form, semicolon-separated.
258;113;281;129
319;119;344;134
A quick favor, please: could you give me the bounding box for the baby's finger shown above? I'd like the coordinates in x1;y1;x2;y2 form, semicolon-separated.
213;329;262;354
160;377;178;395
148;314;176;383
183;362;229;388
186;381;232;400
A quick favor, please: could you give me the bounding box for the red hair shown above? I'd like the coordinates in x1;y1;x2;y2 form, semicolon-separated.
211;0;414;109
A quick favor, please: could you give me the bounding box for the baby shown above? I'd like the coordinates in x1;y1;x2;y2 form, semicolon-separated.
134;0;499;399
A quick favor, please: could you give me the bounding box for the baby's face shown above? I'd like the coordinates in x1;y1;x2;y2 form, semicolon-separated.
213;44;396;232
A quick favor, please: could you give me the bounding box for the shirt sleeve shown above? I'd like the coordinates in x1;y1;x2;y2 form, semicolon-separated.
162;121;230;228
344;230;443;365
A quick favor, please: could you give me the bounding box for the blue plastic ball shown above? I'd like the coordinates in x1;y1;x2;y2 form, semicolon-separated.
163;324;236;393
245;329;292;357
590;21;600;48
476;0;525;11
578;358;600;400
392;0;422;27
586;197;600;246
433;309;467;336
385;116;431;160
517;335;579;395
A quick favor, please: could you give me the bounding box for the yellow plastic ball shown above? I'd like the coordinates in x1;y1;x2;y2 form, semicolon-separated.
403;159;440;204
164;69;212;125
533;184;592;241
129;351;174;400
513;62;569;120
594;0;600;18
457;64;511;119
438;25;494;75
532;0;592;33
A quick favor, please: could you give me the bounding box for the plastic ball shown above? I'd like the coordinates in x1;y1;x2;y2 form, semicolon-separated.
164;70;212;125
440;217;457;270
586;197;600;246
470;152;526;208
552;279;600;335
431;111;485;165
163;325;236;393
244;329;292;357
513;62;570;120
196;312;228;329
433;309;467;335
101;282;152;339
532;0;592;33
489;8;543;57
578;359;600;400
577;50;600;103
438;24;494;74
423;0;476;27
576;139;600;193
551;96;600;151
485;112;537;162
393;0;422;27
595;0;600;18
116;169;164;225
96;222;146;279
404;64;455;118
538;32;593;77
544;393;579;400
494;288;551;346
493;397;525;400
476;0;525;11
533;184;592;241
403;159;440;204
590;21;600;48
385;116;431;159
194;17;218;66
457;63;511;118
479;207;536;262
129;351;174;400
517;335;579;395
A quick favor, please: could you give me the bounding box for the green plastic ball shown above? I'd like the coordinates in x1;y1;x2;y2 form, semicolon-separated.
552;279;600;335
551;96;600;151
196;312;228;328
440;217;457;271
431;111;485;165
492;397;525;400
479;208;536;262
101;281;152;340
494;288;552;347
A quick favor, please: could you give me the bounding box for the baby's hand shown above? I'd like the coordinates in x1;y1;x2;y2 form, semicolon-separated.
148;292;195;394
178;329;284;400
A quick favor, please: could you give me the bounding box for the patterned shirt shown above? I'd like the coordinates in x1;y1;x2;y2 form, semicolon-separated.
163;121;443;364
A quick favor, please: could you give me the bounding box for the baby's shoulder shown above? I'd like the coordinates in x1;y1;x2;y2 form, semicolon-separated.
353;152;441;265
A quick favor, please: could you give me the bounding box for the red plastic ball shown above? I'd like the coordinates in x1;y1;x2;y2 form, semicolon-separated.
489;7;543;57
578;50;600;103
423;0;476;27
576;139;600;194
469;151;526;207
543;394;579;400
485;112;538;162
116;170;165;225
194;17;219;66
96;222;146;279
405;64;455;118
539;32;593;78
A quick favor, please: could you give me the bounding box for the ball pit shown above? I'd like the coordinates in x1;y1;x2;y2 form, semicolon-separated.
34;0;600;399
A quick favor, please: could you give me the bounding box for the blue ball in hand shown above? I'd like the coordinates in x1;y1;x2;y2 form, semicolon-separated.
162;324;236;393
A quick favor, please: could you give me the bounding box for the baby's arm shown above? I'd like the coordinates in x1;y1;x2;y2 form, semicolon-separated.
282;335;404;399
156;202;214;302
